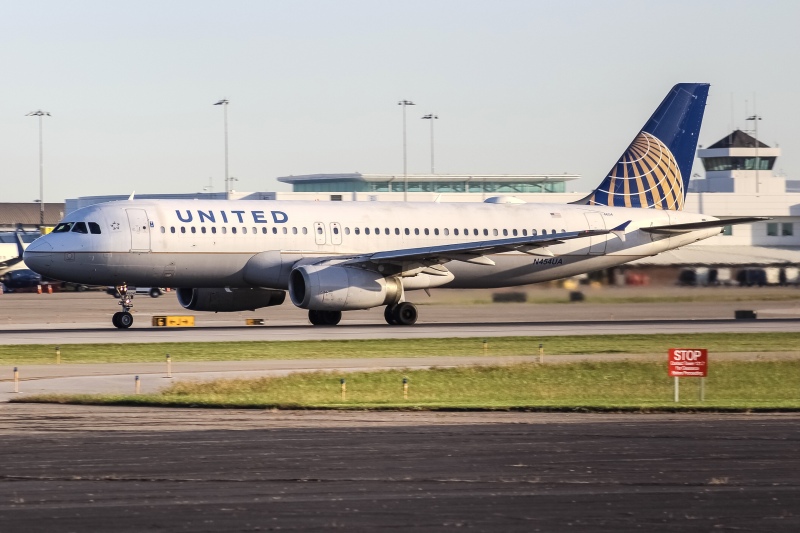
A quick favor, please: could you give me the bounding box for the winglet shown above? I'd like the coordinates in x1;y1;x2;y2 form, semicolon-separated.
610;221;630;242
128;191;136;201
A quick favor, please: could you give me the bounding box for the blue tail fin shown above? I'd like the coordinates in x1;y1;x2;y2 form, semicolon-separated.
585;83;709;210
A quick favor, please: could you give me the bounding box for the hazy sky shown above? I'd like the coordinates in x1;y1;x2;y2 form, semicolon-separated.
1;0;798;203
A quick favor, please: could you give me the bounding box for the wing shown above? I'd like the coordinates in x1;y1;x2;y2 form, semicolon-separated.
641;217;769;235
340;221;630;270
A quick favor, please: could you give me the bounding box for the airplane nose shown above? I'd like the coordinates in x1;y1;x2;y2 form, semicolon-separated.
23;240;53;274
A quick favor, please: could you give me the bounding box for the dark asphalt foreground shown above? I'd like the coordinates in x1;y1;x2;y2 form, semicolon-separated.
0;406;799;532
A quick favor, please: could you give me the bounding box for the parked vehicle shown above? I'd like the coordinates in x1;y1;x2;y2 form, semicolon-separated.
2;269;42;291
106;287;166;298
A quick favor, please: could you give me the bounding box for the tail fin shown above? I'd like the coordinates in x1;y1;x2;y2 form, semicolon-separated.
583;83;709;210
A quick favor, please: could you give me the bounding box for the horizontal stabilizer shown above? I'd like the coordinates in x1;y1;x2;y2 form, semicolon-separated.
641;217;769;235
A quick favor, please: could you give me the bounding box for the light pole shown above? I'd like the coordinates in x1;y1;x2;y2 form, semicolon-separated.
421;113;438;174
398;100;415;201
26;110;50;228
746;114;762;194
214;99;230;199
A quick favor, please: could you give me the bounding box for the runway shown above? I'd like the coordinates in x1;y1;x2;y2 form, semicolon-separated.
1;405;798;532
1;290;800;344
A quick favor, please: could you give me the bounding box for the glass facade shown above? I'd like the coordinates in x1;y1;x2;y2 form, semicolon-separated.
702;157;775;172
293;180;566;193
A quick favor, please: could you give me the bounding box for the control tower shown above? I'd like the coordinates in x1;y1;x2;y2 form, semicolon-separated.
692;129;783;194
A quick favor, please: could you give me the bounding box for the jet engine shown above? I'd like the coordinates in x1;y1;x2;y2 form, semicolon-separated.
289;264;402;311
177;287;286;312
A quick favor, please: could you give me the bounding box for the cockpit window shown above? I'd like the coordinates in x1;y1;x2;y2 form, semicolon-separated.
53;222;73;233
88;222;102;234
71;222;89;234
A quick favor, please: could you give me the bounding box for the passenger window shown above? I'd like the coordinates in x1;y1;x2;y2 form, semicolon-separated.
404;228;410;235
414;228;419;235
513;229;518;236
493;229;498;236
222;227;227;234
272;227;277;234
292;227;298;235
53;222;73;233
181;227;186;234
317;226;323;234
302;227;308;235
201;227;207;234
171;227;176;234
232;227;237;234
395;228;400;235
561;229;566;233
282;227;287;234
542;229;547;235
532;229;537;236
483;229;488;236
72;222;88;234
552;229;557;234
252;227;257;234
345;227;351;235
434;228;439;236
454;229;459;236
191;227;196;234
160;226;165;234
424;228;429;236
89;222;102;234
355;228;360;235
523;229;528;236
385;228;390;235
503;229;508;236
333;227;340;235
262;227;267;234
444;228;450;236
365;228;370;235
464;229;468;235
242;227;247;234
212;227;217;234
375;228;380;235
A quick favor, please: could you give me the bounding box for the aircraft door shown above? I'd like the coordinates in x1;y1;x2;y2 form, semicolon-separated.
127;209;151;252
583;212;607;255
330;222;342;245
313;222;327;245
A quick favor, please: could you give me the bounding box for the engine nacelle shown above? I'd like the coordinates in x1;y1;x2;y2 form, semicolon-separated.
289;264;401;311
177;287;286;312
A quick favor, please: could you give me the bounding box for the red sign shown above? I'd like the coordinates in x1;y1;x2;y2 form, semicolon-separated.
668;348;708;377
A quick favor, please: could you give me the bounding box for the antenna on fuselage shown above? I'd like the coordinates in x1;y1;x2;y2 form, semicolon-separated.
128;191;135;201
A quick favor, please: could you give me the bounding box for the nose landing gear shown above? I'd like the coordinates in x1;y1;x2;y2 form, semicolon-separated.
112;284;134;329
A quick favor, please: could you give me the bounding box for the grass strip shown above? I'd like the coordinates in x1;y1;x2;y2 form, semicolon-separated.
17;361;800;411
2;332;800;365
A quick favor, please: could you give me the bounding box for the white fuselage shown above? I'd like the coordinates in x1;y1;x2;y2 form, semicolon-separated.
24;199;720;291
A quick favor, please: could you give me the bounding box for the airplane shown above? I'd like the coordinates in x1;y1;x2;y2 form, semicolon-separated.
24;83;765;329
0;232;27;277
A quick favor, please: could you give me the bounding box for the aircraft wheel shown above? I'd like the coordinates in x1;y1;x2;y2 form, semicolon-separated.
112;312;122;328
308;310;322;325
323;311;342;326
384;305;398;325
118;312;134;329
392;302;418;326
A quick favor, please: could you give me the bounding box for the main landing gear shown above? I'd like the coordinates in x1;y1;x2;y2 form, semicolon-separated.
112;284;134;329
384;302;418;326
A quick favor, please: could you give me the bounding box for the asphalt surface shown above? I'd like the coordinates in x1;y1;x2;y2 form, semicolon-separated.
1;405;798;532
2;289;800;343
